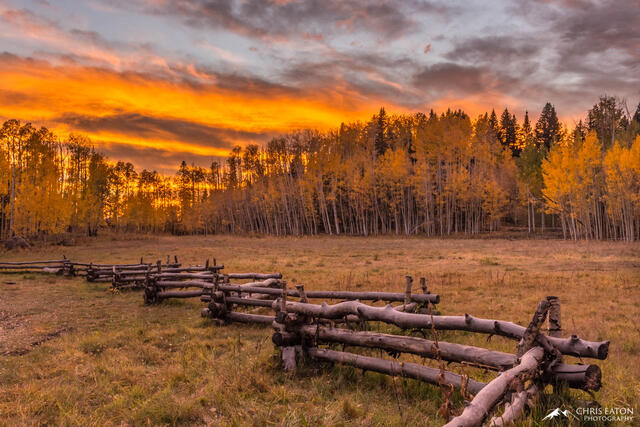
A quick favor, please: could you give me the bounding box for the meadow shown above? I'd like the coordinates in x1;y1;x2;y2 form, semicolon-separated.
0;235;638;426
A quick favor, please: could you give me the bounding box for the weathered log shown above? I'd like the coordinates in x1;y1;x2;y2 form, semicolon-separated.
155;273;278;289
444;347;544;427
155;280;212;289
224;296;274;307
488;384;538;426
156;290;203;299
224;312;274;324
276;301;608;359
155;272;215;280
0;260;67;265
221;278;283;290
226;273;282;279
394;302;418;312
276;325;517;370
307;348;487;395
547;363;602;391
75;262;179;268
90;268;153;275
161;266;223;273
111;276;148;283
214;286;438;304
0;264;65;270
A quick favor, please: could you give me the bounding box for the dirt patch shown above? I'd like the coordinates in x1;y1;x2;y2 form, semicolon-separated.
3;326;73;356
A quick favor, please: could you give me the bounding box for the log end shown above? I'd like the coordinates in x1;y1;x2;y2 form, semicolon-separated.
597;341;610;360
585;364;602;391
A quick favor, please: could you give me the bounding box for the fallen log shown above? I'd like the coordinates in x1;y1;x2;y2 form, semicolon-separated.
0;267;65;273
444;346;544;427
275;300;607;359
274;325;516;370
225;273;282;279
217;286;439;303
307;348;487;395
272;326;601;389
488;384;538;426
224;296;274;308
161;266;223;273
0;260;67;265
156;290;203;299
219;278;282;290
201;306;274;325
155;272;216;280
225;312;274;324
155;280;213;289
546;363;602;391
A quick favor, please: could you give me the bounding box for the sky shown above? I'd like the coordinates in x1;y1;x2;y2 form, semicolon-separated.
0;0;638;173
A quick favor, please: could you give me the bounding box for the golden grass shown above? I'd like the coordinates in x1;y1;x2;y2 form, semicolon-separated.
0;235;638;426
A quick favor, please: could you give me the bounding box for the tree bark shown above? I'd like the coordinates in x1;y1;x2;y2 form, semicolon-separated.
307;347;487;395
276;300;608;359
444;347;544;427
488;384;538;426
276;324;517;370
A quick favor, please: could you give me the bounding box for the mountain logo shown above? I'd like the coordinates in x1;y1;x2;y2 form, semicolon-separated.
542;408;579;421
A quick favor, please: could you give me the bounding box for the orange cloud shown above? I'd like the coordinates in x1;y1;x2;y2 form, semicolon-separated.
0;55;401;162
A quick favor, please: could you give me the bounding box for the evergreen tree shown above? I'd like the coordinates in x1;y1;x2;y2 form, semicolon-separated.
633;102;640;124
535;102;561;152
587;96;628;150
499;109;520;156
522;111;532;138
488;109;499;140
374;107;389;157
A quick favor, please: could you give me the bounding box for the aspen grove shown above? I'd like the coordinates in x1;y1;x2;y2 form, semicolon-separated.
2;96;640;241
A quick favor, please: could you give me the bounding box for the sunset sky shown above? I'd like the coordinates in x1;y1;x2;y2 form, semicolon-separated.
0;0;638;173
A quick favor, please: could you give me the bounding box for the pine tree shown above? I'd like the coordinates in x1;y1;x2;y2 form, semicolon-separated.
522;111;532;138
374;107;389;157
535;102;561;152
587;96;628;150
488;109;499;140
499;108;511;147
633;102;640;124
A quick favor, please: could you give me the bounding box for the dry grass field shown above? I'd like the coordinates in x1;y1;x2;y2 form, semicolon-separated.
0;235;638;426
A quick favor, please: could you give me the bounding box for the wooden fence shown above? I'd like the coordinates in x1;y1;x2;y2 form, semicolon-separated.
0;258;609;425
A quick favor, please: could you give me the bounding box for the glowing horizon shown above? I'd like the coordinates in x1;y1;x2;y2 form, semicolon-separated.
1;0;638;173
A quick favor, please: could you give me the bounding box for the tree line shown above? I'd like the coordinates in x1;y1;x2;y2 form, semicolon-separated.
1;96;639;241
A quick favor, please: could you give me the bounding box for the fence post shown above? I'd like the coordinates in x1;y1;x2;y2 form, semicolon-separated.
547;296;561;338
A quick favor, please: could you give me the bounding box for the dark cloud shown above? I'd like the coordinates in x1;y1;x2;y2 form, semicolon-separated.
553;1;640;66
57;112;270;149
413;63;488;95
141;0;451;42
445;36;541;64
98;141;225;174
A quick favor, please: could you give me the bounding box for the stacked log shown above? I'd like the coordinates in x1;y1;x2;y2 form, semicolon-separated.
261;286;608;425
0;257;610;424
144;266;283;304
83;258;182;282
0;259;73;275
